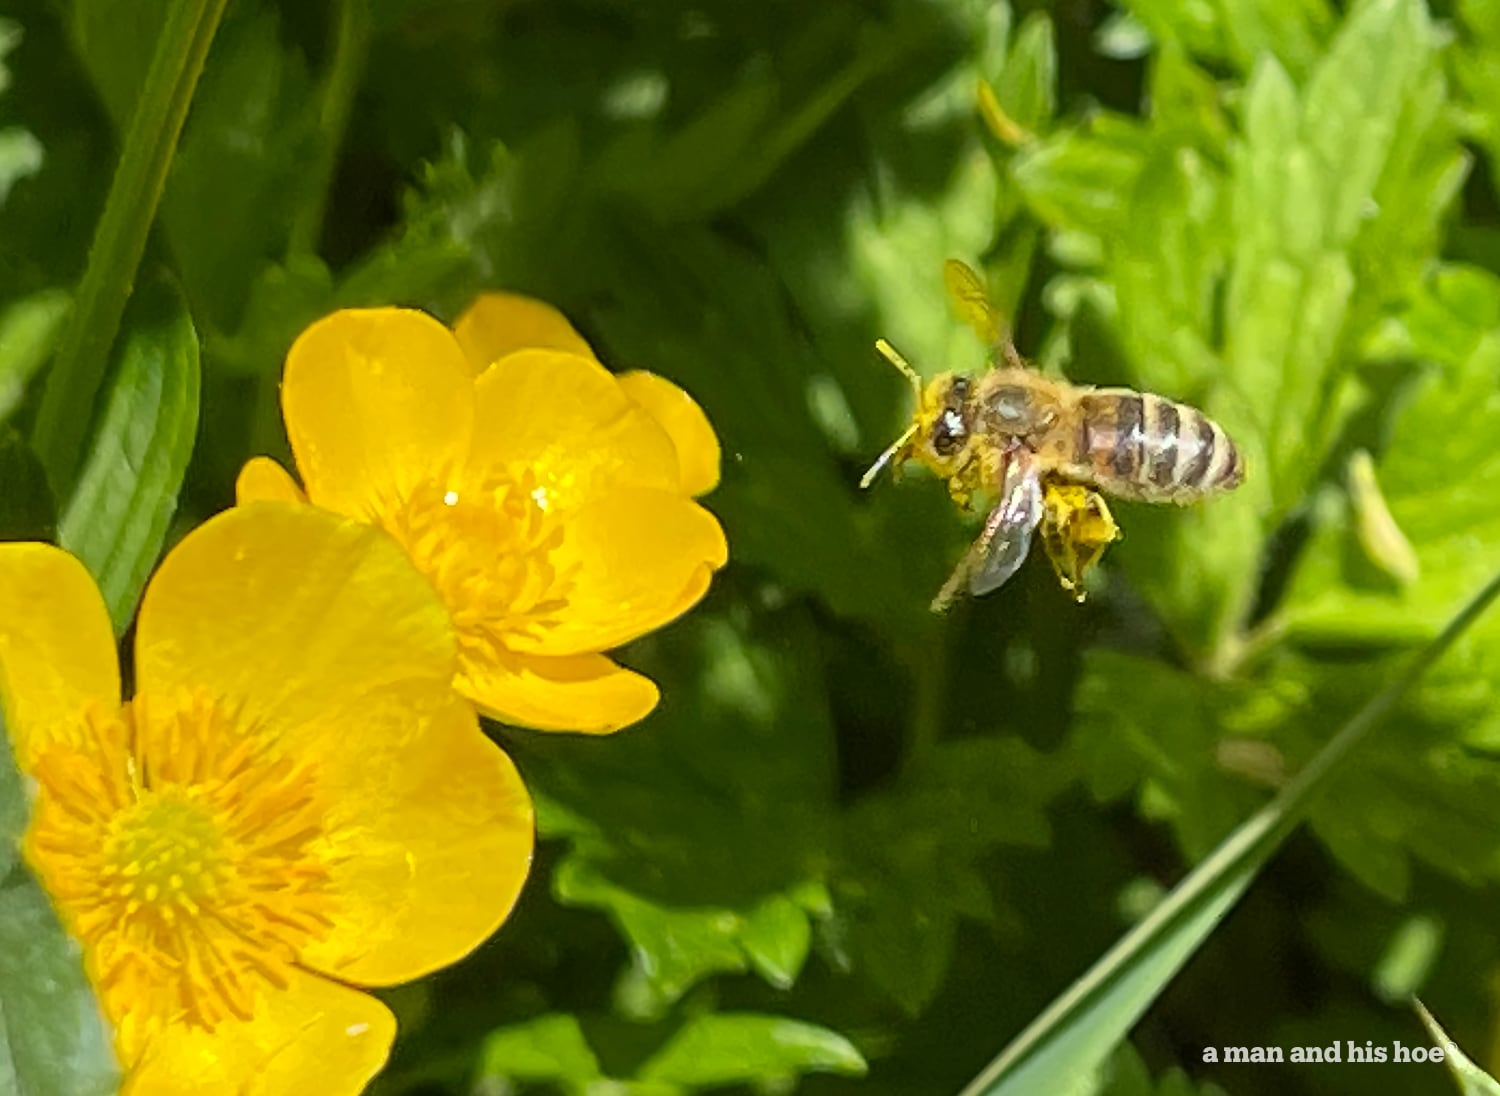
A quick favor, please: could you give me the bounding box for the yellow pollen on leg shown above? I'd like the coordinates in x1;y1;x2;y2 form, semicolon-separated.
373;470;575;672
22;693;337;1062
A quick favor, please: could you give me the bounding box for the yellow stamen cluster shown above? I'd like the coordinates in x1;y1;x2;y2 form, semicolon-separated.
372;470;574;667
25;691;336;1057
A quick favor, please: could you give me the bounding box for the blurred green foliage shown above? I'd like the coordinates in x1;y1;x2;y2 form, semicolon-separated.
5;0;1500;1093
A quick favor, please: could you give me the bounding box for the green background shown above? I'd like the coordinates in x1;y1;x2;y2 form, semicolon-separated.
4;0;1500;1094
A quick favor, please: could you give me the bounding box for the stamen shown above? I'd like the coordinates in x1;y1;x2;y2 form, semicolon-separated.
24;692;337;1060
371;470;575;675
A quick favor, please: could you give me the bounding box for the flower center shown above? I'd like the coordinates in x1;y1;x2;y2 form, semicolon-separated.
372;470;574;672
24;691;337;1061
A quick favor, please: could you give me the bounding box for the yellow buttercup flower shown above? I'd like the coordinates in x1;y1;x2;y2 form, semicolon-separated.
237;293;727;735
0;504;534;1095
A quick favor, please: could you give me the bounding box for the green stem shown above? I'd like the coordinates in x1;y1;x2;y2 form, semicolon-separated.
286;0;370;258
32;0;229;495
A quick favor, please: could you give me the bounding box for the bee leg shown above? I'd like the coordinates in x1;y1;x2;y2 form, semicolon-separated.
932;557;973;613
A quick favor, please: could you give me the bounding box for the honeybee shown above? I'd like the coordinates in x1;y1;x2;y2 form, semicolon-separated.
862;260;1245;609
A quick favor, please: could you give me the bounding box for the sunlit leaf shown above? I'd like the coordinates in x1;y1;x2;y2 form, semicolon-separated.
57;276;200;633
636;1012;867;1085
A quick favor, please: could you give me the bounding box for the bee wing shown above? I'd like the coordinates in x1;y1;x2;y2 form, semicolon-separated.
943;258;1004;347
931;447;1044;610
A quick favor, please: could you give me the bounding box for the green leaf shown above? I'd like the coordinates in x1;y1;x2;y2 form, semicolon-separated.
0;289;71;426
1416;1000;1500;1096
0;714;118;1096
1119;0;1334;79
0;712;23;881
31;0;225;492
476;1013;603;1086
635;1013;866;1086
835;737;1071;1011
57;276;200;634
524;608;836;1015
552;857;753;1015
1098;1042;1231;1096
1227;0;1447;511
158;6;317;330
957;567;1500;1096
0;873;120;1096
0;20;43;208
1285;266;1500;708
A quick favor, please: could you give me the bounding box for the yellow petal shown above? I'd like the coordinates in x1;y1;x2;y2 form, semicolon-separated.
123;969;394;1096
234;456;306;504
134;503;456;743
0;544;119;766
512;490;727;657
299;704;534;983
460;650;659;734
281;308;475;515
453;292;596;372
134;503;529;980
617;370;721;496
469;349;680;509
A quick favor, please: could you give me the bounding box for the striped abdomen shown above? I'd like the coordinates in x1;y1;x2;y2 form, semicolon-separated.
1071;390;1242;503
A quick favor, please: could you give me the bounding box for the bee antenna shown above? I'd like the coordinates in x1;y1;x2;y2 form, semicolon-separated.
875;339;923;402
861;339;924;489
860;423;918;489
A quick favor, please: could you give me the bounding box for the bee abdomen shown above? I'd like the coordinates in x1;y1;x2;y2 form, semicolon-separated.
1078;391;1242;502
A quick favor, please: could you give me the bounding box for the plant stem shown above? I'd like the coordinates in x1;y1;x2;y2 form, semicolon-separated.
32;0;229;496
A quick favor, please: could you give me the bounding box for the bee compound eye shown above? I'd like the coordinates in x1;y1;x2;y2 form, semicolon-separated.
933;408;967;455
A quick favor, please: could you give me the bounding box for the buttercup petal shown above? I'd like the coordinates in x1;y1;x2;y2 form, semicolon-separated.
123;969;393;1096
510;489;728;657
298;704;534;984
453;292;595;372
0;544;119;765
135;503;456;742
469;349;681;509
281;308;475;515
460;650;660;734
617;370;721;496
234;456;306;504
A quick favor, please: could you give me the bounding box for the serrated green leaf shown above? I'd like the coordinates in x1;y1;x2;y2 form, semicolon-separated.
1098;1041;1231;1096
1416;1000;1500;1096
1227;0;1446;511
1120;0;1334;78
738;892;813;990
636;1013;866;1086
1284;266;1500;693
523;609;839;1015
837;737;1070;1012
959;568;1500;1096
476;1013;603;1085
57;276;200;633
553;857;750;1017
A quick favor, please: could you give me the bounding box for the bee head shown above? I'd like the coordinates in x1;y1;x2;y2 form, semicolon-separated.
860;338;978;489
913;372;975;477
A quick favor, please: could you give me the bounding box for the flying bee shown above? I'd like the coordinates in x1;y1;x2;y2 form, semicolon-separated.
862;259;1245;610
